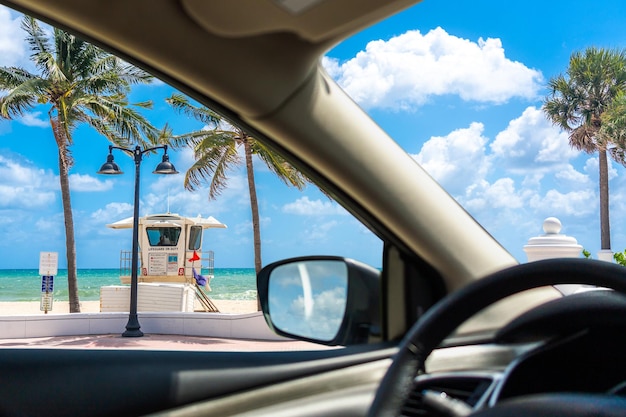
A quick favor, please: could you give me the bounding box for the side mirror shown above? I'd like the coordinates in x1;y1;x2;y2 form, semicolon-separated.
257;256;380;346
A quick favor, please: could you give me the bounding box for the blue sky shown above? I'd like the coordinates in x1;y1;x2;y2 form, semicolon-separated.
1;1;626;269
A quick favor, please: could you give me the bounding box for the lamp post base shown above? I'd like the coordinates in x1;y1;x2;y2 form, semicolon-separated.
122;315;144;337
123;328;144;337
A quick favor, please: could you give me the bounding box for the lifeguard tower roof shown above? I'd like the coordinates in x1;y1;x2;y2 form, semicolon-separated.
106;213;227;230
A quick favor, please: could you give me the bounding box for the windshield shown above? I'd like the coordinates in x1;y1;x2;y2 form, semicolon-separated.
0;0;623;348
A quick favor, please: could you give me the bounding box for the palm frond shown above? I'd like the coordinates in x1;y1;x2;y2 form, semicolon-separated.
252;139;308;190
569;125;599;153
185;140;240;197
600;92;626;159
0;67;37;90
22;17;53;70
0;77;49;118
80;95;158;147
166;93;221;127
165;129;217;149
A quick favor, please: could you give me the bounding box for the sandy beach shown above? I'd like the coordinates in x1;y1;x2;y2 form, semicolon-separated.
0;299;258;315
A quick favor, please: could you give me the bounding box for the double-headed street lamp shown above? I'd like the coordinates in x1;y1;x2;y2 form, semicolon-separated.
98;145;178;337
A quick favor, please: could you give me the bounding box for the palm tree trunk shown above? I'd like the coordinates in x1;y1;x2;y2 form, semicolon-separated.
51;118;80;313
599;148;611;250
243;138;262;311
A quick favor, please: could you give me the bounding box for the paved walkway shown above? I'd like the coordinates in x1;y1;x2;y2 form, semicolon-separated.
0;333;335;351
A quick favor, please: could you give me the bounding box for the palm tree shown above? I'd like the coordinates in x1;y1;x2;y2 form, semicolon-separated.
166;93;309;277
0;17;157;312
543;47;626;254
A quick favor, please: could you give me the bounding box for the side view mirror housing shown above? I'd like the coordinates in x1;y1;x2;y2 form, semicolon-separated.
257;256;380;346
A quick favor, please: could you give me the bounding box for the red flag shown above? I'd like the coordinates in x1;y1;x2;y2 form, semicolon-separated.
188;251;200;262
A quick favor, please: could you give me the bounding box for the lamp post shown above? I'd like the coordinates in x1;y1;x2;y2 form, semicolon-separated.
98;145;178;337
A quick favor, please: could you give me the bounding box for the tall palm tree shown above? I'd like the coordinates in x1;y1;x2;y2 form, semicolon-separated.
543;47;626;254
166;93;309;277
0;17;157;312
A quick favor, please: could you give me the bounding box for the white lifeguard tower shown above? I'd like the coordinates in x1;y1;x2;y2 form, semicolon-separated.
100;213;227;313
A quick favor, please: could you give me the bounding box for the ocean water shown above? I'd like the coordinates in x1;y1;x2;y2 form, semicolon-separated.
0;268;257;302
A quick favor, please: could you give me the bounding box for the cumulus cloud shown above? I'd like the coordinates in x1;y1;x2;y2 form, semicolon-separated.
323;27;543;110
90;202;133;222
269;262;347;340
282;196;347;216
464;178;525;211
69;173;114;192
0;7;26;67
412;122;490;195
174;147;199;171
529;189;596;217
491;106;576;173
584;156;618;181
554;165;592;187
288;286;346;339
0;183;55;208
303;220;338;242
35;215;63;237
0;154;57;208
17;112;49;128
476;178;524;208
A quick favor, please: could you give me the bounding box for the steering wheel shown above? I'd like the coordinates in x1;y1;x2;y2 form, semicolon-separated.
368;258;626;417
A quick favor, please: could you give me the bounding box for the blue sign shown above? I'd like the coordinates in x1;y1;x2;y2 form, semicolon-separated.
41;275;54;293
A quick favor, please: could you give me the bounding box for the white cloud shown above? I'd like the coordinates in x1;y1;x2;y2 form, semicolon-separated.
412;122;490;195
176;147;199;171
463;178;525;211
491;106;577;173
69;173;114;192
584;156;618;181
0;183;55;208
90;202;133;222
288;286;346;339
324;27;543;110
18;112;48;128
282;196;347;216
484;178;524;209
0;154;57;208
555;165;591;186
303;220;339;242
234;217;270;236
529;189;596;216
35;215;63;236
0;7;26;67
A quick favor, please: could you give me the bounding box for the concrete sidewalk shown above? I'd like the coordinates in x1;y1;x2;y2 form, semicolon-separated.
0;333;335;351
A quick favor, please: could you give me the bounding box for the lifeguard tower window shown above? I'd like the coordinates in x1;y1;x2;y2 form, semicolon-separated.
188;226;202;250
147;227;181;247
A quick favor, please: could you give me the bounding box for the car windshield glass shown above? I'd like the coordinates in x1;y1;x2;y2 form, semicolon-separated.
0;0;624;351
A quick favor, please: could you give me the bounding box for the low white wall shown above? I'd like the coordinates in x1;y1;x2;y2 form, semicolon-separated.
0;311;284;340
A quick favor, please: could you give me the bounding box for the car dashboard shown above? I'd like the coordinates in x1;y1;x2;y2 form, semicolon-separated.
155;290;626;417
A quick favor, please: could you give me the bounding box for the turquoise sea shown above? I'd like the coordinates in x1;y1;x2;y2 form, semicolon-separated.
0;268;257;302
